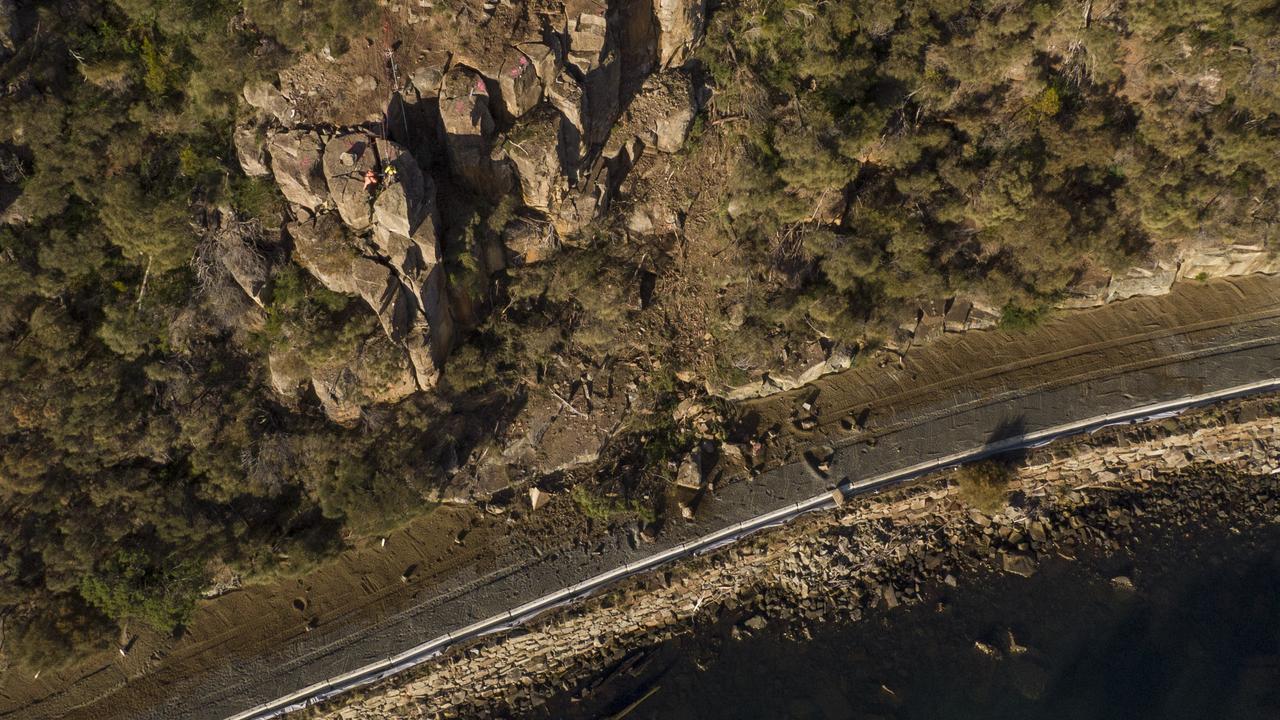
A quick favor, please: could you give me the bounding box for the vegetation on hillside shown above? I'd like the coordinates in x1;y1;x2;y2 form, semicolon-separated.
700;0;1280;342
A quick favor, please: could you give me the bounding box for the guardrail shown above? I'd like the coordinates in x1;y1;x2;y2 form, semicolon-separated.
227;378;1280;720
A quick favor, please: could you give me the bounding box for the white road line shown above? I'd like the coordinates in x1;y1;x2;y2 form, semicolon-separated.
226;378;1280;720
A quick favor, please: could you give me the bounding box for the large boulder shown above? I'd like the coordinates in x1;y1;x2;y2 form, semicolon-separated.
234;124;271;177
439;66;513;198
217;235;271;308
310;335;420;425
519;41;562;96
349;258;416;342
1105;261;1177;302
322;133;380;231
495;47;545;121
503;107;565;213
367;139;444;286
267;130;329;211
267;349;310;401
625;69;704;153
288;213;363;295
372;143;431;240
243;80;295;126
563;1;622;148
547;71;589;179
655;0;706;68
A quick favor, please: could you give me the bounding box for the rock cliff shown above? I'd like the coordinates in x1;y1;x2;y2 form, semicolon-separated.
237;0;711;420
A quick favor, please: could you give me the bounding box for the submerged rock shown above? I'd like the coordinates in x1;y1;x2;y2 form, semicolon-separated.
1001;552;1038;578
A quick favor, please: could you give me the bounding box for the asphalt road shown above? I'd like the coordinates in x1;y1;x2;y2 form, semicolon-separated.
37;279;1280;720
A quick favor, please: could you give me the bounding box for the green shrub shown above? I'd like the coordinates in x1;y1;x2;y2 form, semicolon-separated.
570;485;657;525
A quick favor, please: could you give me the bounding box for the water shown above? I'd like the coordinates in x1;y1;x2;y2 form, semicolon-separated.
548;525;1280;720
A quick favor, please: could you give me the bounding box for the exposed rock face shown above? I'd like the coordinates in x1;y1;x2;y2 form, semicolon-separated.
287;213;362;295
243;80;296;127
439;66;513;198
267;130;329;211
654;0;707;68
504;107;565;213
321;131;441;283
554;135;643;236
234;124;271;177
323;133;380;231
547;71;589;179
1177;244;1280;281
1105;262;1178;302
495;47;545;121
624;69;703;153
519;42;562;96
249;0;717;418
563;1;622;148
309;335;420;426
286;204;448;395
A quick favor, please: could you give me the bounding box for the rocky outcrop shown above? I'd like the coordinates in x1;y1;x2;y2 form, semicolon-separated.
1176;244;1280;281
267;130;329;211
503;108;565;213
495;46;547;121
547;71;589;179
309;335;421;426
287;213;361;294
654;0;707;68
288;213;439;369
243;80;296;127
322;133;380;231
247;0;717;419
270;125;454;404
439;66;513;199
234;124;271;177
1105;261;1178;302
622;68;703;153
563;2;622;150
554;134;643;235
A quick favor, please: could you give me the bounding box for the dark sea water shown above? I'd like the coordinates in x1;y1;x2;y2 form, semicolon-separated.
547;525;1280;720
